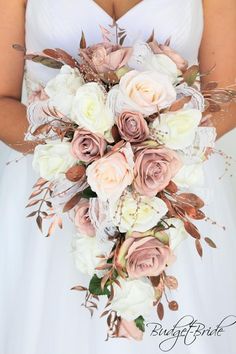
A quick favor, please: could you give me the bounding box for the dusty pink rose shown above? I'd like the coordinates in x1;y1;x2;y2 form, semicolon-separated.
117;236;171;278
86;143;134;201
133;145;182;196
149;40;188;72
80;42;132;74
71;129;107;163
74;198;95;236
118;318;143;341
116;111;149;143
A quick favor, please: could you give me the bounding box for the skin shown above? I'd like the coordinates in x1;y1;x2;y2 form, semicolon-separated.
0;0;235;153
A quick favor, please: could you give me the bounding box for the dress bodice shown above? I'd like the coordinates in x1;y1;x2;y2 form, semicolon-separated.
25;0;203;86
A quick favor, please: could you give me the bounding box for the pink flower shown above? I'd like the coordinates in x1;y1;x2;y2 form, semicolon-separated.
74;198;95;237
86;143;134;201
149;40;188;72
117;236;171;278
118;318;143;341
80;42;132;74
116;111;149;143
71;129;107;163
133;145;182;196
119;70;176;115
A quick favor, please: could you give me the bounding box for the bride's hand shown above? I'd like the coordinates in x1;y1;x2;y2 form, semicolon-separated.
199;0;236;139
0;0;37;153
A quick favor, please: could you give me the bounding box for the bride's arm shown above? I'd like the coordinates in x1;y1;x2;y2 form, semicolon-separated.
199;0;236;139
0;0;36;153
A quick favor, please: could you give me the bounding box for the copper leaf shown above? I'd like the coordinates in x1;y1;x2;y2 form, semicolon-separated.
157;302;164;320
80;31;87;49
65;165;86;182
184;221;201;239
204;237;217;248
63;193;81;213
195;239;203;257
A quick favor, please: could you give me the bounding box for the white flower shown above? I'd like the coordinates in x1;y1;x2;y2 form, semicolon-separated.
45;65;84;115
117;70;176;116
110;277;155;321
151;109;202;149
143;54;180;84
110;191;168;233
72;235;104;276
173;163;204;189
165;218;188;250
71;82;115;140
33;140;77;180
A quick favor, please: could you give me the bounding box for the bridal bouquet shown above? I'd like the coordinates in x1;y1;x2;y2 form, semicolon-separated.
20;25;234;340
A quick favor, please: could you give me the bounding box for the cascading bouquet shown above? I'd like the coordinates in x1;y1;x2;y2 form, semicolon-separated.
19;24;235;340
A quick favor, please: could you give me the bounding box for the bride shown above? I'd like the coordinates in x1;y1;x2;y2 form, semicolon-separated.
0;0;235;353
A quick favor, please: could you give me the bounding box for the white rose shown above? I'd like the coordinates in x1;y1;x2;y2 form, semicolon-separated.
45;65;84;115
117;70;176;116
165;218;188;250
72;234;104;276
71;82;115;140
173;163;204;189
110;191;168;233
144;54;180;84
33;140;77;180
151;109;202;149
110;277;155;321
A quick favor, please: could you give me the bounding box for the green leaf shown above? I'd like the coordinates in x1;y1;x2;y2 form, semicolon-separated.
89;274;110;296
81;187;97;199
134;316;145;332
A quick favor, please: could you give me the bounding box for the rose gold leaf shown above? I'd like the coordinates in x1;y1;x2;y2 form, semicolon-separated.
119;34;127;46
165;180;178;194
150;276;160;287
26;199;41;208
164;276;178;290
80;31;87;49
146;29;155;43
195;239;203;257
43;49;60;60
65;165;86;182
100;310;110;318
157;302;164;320
57;216;63;229
63;193;81;213
46;219;57;237
169;96;191;112
183;65;199;86
36;215;43;232
29;189;42;199
177;193;204;209
32;123;52;136
71;285;87;291
26;211;37;218
168;301;179;311
101;273;110;291
204;237;217;248
184;221;201;239
33;178;48;188
46;201;52;208
111;125;121;142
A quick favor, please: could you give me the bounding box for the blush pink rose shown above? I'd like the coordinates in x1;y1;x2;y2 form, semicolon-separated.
133;145;182;196
74;198;95;237
80;42;132;74
149;40;188;72
118;318;143;341
71;129;107;163
86;143;134;201
116;111;149;143
118;236;171;278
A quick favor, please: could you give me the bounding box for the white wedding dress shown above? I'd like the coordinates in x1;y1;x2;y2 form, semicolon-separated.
0;1;236;353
